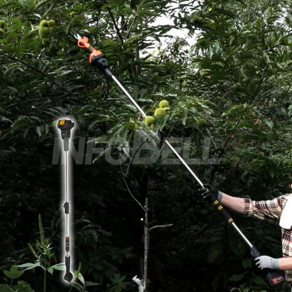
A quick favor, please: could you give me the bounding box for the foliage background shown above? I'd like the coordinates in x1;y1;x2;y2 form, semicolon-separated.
1;0;292;291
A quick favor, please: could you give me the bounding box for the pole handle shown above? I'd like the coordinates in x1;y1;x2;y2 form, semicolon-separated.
250;245;261;259
210;194;233;223
64;256;73;282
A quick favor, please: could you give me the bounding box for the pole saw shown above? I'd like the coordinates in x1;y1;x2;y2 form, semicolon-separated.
74;34;285;288
57;118;75;282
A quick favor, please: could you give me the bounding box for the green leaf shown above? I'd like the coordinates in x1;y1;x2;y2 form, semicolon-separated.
35;0;50;9
252;276;266;285
16;262;42;271
265;120;273;129
3;266;23;279
214;8;236;18
77;273;85;284
242;259;252;269
47;263;65;275
84;281;100;287
229;273;245;281
71;281;83;292
182;108;187;125
124;34;141;47
73;262;82;279
268;167;274;178
0;284;15;292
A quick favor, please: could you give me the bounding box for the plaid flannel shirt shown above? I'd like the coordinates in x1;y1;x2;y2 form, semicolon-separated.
243;194;292;286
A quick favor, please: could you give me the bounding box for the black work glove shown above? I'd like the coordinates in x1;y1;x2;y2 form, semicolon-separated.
199;184;219;202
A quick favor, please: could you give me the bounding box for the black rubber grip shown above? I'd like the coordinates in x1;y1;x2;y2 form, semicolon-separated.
64;256;73;282
65;256;70;270
250;245;261;259
66;236;69;252
212;197;233;223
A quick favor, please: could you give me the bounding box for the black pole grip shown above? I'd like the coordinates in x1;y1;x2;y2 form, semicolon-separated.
64;256;73;282
250;245;261;259
211;194;234;224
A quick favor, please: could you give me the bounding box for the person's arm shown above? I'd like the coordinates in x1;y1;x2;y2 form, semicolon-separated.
200;184;285;223
200;185;245;214
279;257;292;270
255;256;292;270
219;192;245;214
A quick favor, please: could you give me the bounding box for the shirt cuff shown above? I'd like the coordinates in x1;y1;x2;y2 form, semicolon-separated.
272;258;279;270
218;191;223;202
243;198;253;217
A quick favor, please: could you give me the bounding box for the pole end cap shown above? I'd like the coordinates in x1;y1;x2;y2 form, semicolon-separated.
64;272;73;282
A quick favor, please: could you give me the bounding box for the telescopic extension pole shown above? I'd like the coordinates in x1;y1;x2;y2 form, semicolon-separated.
74;35;285;288
57;119;75;282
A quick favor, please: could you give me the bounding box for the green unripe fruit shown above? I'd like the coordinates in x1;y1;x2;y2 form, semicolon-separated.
232;82;240;90
159;100;169;108
42;38;50;46
0;20;5;29
48;20;55;27
154;108;166;117
197;118;207;128
39;27;50;38
129;120;138;130
191;15;204;25
145;116;155;126
39;20;49;27
0;28;4;36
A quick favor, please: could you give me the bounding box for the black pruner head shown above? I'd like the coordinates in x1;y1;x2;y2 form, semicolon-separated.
91;54;109;71
57;119;74;151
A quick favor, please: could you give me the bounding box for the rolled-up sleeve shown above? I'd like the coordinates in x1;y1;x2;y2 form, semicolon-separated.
243;196;285;224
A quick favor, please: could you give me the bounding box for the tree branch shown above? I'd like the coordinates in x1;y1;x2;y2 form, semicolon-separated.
104;5;124;46
149;224;173;232
126;14;137;39
0;53;67;92
119;159;145;211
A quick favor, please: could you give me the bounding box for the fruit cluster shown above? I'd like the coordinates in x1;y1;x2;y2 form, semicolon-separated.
38;19;55;46
144;100;170;128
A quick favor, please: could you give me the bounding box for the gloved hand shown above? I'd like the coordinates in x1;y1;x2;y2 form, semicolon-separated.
198;184;219;202
255;256;279;270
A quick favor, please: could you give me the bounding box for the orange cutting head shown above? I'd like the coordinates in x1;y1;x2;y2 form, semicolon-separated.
77;36;90;49
75;34;103;63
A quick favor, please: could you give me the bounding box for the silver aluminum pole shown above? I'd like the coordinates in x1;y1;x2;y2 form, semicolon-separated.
110;74;254;248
